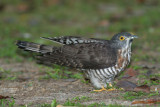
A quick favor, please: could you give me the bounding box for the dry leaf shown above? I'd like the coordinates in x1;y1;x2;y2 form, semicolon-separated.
116;80;137;91
132;99;160;104
98;20;110;27
150;78;159;82
0;95;9;99
134;85;150;93
125;68;138;77
17;3;29;12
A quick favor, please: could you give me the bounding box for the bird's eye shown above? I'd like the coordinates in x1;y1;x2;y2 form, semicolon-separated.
119;36;125;41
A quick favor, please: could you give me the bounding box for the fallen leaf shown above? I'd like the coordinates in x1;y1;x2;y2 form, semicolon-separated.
125;7;133;14
134;85;150;93
125;68;138;77
150;78;159;82
98;20;110;27
0;95;9;99
17;77;30;82
116;80;137;91
109;14;124;22
0;4;5;12
17;3;30;13
132;99;160;104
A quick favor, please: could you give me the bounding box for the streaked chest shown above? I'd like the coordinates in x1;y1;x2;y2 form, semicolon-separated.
115;46;131;72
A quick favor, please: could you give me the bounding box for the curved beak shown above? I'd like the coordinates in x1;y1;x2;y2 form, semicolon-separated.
131;35;138;39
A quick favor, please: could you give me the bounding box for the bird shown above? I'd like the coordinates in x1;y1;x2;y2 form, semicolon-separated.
16;32;138;91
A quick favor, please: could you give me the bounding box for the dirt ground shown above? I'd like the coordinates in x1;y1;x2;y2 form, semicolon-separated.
0;59;159;106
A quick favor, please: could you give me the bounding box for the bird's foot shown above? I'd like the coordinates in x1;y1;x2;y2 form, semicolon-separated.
93;86;107;92
93;83;116;92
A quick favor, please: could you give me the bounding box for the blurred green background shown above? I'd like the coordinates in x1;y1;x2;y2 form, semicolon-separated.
0;0;160;63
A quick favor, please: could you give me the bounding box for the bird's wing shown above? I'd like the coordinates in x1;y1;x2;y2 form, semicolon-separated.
37;42;117;69
41;36;107;45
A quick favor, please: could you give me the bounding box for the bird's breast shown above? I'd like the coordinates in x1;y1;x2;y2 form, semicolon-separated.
115;47;131;73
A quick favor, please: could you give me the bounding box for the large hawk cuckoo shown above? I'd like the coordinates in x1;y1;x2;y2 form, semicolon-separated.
16;32;138;91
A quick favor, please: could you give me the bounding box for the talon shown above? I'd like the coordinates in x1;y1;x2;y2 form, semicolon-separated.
93;86;106;92
107;88;116;91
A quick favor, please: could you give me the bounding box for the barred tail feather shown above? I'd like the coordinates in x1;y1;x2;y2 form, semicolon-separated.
16;40;53;54
41;36;101;45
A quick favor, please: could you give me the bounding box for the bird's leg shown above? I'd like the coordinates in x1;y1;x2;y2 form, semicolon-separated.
93;83;116;92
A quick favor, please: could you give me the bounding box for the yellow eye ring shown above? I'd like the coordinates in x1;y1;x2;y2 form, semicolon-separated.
119;36;125;41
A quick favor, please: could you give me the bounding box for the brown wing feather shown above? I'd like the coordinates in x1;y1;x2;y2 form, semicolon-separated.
16;40;117;69
37;42;117;69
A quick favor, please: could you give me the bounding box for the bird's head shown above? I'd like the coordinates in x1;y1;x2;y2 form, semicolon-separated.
111;32;138;49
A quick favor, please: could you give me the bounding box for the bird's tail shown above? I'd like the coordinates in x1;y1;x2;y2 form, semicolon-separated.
16;40;53;54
